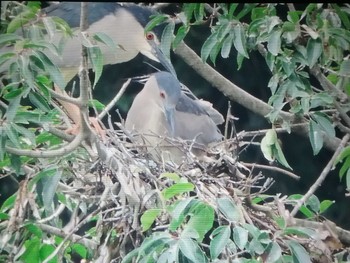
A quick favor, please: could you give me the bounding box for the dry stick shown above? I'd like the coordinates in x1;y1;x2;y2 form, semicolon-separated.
289;133;350;219
241;162;300;180
98;78;131;120
173;42;342;152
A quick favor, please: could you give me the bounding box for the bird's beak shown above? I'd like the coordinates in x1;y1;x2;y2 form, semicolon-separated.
146;40;177;78
164;107;175;137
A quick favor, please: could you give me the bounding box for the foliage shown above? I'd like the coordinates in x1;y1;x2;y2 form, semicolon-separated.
1;2;350;263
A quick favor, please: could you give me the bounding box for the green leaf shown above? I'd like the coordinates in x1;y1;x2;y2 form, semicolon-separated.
221;33;233;58
160;172;180;182
33;50;66;89
260;129;277;162
299;205;315;218
39;244;56;263
42;17;57;40
305;195;320;213
20;236;41;263
339;156;350;179
7;8;38;33
232;226;248;250
311;112;335;138
309;119;323;155
283;227;316;238
268;29;282;56
274;138;292;169
160;21;175;59
210;226;231;259
233;24;249;58
306;38;322;68
217;197;243;222
173;25;188;49
41;169;62;214
340;60;350;77
265;242;282;263
12;123;36;146
347;169;350;190
201;32;219;63
4;123;20;148
286;240;312;263
1;194;16;212
25;224;43;238
28;92;51;112
145;14;168;32
141;209;162;231
93;32;118;53
71;243;88;259
319;200;334;214
332;4;350;30
0;33;22;46
87;46;103;88
183;203;214;242
179;237;207;263
162;182;194;200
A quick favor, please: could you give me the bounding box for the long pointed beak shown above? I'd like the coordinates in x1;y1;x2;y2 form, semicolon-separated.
164;107;175;137
148;40;177;78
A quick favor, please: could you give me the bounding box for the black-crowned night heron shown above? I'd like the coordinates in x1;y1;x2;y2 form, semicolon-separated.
1;2;165;84
125;71;223;163
45;2;167;84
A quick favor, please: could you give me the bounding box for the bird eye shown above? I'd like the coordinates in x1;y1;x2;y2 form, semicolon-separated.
146;32;155;40
160;91;166;99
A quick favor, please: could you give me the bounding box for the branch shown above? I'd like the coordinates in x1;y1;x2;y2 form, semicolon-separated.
289;133;350;218
310;65;350;127
5;131;84;158
241;162;300;180
98;78;131;120
37;223;98;250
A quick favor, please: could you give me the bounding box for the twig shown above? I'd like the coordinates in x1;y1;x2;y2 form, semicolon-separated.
241;162;300;180
98;78;131;120
37;223;98;250
289;133;350;219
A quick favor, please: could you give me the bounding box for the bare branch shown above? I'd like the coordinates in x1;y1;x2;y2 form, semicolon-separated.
289;133;350;219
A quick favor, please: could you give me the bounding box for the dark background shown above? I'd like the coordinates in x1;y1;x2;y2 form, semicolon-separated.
1;3;348;230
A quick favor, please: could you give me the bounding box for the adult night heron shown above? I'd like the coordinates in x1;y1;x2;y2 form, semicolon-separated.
1;2;166;84
125;71;223;163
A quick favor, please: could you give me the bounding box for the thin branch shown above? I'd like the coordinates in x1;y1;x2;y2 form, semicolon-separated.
241;162;300;180
5;131;84;158
98;78;131;120
289;133;350;219
310;65;350;127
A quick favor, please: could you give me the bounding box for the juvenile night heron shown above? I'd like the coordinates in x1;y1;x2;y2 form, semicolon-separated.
125;71;223;163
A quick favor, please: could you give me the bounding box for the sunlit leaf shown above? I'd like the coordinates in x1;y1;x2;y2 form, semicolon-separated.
162;182;194;200
319;200;334;214
141;209;162;231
